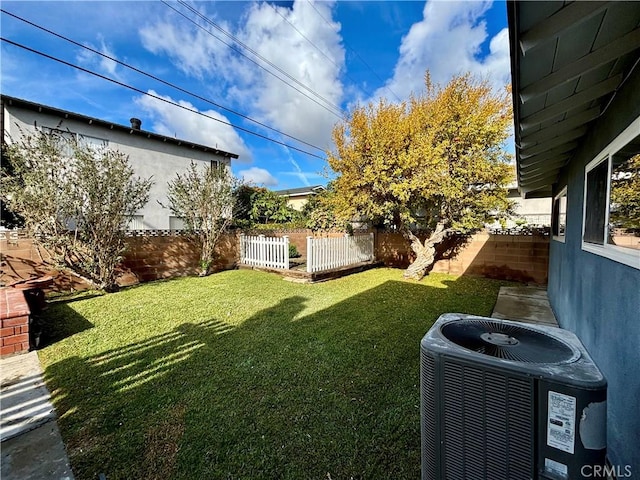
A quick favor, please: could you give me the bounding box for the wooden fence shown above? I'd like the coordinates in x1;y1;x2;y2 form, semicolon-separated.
306;233;374;273
240;234;290;270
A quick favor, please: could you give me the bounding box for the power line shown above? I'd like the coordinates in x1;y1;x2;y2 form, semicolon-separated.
1;37;326;160
165;0;344;119
266;1;380;102
174;0;344;117
0;8;324;153
266;2;342;77
306;0;402;103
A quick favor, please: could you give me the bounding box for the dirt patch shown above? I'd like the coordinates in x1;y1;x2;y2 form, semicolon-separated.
142;404;187;480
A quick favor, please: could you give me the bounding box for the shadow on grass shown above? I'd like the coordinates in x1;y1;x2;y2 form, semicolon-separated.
42;275;500;480
34;303;94;349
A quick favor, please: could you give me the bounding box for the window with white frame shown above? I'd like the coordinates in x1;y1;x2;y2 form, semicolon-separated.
169;216;186;231
42;127;76;156
127;215;145;230
582;117;640;268
42;127;108;155
78;133;108;150
552;187;567;242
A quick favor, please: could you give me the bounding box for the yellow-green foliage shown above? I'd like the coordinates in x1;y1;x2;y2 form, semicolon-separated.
610;154;640;230
328;73;514;231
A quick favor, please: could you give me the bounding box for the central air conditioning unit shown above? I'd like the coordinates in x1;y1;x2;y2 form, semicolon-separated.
421;314;607;480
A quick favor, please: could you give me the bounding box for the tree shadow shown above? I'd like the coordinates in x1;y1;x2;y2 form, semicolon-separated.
375;230;471;273
41;275;501;479
0;248;90;292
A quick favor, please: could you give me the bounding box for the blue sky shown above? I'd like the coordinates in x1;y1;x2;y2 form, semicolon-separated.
1;1;510;190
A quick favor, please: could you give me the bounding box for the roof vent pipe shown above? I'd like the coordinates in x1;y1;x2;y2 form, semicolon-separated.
130;118;142;130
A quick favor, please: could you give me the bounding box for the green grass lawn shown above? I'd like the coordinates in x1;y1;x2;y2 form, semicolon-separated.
38;268;507;480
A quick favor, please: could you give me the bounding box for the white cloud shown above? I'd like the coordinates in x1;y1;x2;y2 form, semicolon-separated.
77;35;120;79
232;1;345;148
139;14;242;80
373;1;511;101
135;90;252;162
239;167;278;187
139;0;345;149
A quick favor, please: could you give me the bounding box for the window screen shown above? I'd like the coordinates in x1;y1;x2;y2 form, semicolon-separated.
584;160;608;245
608;133;640;250
552;189;567;238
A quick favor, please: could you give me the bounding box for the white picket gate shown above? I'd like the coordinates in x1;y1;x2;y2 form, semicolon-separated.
240;234;290;270
306;233;374;273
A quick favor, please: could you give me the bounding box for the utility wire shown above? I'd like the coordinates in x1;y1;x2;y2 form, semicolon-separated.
0;8;324;153
175;0;344;117
1;37;326;160
266;1;380;102
306;0;402;103
266;2;342;79
166;0;344;118
161;3;341;120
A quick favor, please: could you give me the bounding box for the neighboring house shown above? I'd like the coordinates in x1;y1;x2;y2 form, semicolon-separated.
507;184;552;226
275;185;325;211
1;95;239;230
484;183;552;231
508;1;640;472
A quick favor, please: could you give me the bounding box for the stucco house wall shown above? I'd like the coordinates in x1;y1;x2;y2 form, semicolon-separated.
509;191;552;225
286;196;309;212
2;96;238;230
548;64;640;471
275;185;325;212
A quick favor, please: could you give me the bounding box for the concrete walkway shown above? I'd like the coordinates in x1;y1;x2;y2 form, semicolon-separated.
491;285;558;327
1;351;74;480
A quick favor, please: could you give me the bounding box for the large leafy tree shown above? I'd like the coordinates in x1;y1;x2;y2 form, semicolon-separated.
249;188;298;225
231;185;299;227
301;183;344;231
165;162;240;276
328;73;514;279
610;153;640;231
2;129;152;291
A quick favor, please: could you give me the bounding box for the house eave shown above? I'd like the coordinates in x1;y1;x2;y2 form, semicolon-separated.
507;1;640;198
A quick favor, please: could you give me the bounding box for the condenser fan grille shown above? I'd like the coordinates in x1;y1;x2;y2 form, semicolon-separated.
440;319;578;364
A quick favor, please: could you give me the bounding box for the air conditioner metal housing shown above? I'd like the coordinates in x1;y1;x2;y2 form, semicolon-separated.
421;313;607;480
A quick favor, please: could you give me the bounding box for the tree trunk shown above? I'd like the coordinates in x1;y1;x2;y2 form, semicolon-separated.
403;224;449;281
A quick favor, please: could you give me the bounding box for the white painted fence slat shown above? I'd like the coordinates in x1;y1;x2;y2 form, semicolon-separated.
240;234;289;270
306;233;374;273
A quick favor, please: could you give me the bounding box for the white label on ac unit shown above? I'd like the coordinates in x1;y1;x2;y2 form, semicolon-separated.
545;458;568;478
547;391;576;454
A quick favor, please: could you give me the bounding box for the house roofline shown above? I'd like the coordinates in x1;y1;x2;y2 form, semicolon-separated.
274;185;326;197
1;95;240;159
506;0;522;196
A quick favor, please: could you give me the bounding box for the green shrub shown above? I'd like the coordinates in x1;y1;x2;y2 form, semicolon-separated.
288;244;301;258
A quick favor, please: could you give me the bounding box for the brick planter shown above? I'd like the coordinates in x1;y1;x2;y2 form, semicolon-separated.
1;289;31;356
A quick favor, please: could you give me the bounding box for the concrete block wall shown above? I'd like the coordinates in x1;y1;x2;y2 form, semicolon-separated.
1;289;30;356
435;233;549;284
250;229;549;284
376;231;549;284
120;231;239;284
1;231;240;289
120;234;201;283
1;229;550;289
